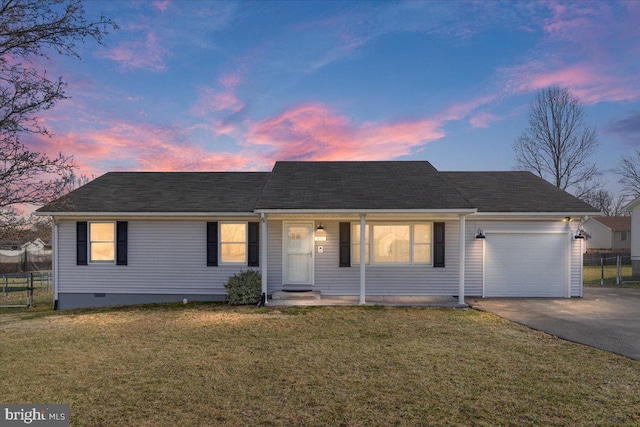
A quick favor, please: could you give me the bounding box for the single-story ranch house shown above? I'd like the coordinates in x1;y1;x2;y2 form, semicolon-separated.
37;161;599;309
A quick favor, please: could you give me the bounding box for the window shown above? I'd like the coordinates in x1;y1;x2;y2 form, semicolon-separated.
352;223;432;265
351;224;370;264
621;231;628;241
220;223;247;264
90;222;115;262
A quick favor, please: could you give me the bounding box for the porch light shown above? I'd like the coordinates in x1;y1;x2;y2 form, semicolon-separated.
475;229;486;239
317;223;325;231
564;217;573;222
574;229;586;239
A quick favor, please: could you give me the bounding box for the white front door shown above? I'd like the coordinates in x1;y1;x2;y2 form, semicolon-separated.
284;222;314;285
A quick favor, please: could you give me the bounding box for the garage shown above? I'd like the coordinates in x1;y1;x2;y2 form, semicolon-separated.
484;232;569;297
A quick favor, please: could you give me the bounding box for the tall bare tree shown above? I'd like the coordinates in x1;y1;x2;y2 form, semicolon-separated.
514;87;599;199
581;188;628;216
0;0;116;234
619;149;640;200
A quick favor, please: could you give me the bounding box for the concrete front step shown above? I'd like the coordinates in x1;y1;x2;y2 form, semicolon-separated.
272;290;321;300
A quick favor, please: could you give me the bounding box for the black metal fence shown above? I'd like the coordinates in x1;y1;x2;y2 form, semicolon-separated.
0;271;52;308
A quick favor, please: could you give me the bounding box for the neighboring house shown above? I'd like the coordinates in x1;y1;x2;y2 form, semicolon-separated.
583;216;631;251
36;161;599;309
0;238;52;257
624;197;640;277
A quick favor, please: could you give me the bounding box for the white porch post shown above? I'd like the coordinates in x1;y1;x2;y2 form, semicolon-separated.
260;213;268;304
458;214;466;306
53;218;59;306
359;213;366;305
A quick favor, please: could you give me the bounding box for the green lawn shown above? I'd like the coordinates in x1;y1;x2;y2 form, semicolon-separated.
1;303;639;426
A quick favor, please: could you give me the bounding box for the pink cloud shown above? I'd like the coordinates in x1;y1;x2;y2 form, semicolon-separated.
469;112;501;129
219;73;243;89
99;32;169;72
499;2;640;104
246;104;445;161
152;0;170;12
190;86;245;117
507;62;640;104
27;121;260;176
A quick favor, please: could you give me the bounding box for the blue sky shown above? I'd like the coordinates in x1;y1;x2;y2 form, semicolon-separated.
29;0;640;196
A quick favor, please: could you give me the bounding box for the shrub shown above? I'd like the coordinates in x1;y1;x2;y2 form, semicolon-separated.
224;270;262;305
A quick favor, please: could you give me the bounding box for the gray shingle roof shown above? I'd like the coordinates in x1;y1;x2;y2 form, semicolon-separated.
441;171;599;213
255;161;474;210
37;172;270;213
37;163;599;214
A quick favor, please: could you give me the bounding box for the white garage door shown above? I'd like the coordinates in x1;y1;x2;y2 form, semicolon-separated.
485;233;569;297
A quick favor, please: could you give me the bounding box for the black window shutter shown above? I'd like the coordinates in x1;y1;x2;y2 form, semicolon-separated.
207;222;218;266
434;222;445;268
116;221;128;266
76;221;88;266
248;222;259;267
339;222;351;267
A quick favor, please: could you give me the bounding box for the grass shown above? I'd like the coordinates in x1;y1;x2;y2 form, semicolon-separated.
1;304;639;426
584;265;639;288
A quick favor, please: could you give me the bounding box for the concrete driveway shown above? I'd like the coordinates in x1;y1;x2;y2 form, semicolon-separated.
468;287;640;360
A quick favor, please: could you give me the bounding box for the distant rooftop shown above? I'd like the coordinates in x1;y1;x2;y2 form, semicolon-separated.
592;216;631;231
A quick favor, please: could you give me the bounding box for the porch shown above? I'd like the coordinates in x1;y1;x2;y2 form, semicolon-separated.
267;293;467;308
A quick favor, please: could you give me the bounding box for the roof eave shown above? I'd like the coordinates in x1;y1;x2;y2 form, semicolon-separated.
255;208;478;214
469;211;602;220
37;211;259;217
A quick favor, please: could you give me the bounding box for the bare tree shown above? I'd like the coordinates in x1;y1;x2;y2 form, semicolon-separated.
619;149;640;200
514;87;599;198
581;188;628;216
0;0;116;233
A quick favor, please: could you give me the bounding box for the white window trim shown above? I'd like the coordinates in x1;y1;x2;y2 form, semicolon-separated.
219;221;248;265
88;221;116;264
351;222;433;267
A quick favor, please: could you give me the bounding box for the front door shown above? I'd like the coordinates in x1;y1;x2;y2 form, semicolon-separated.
284;222;314;285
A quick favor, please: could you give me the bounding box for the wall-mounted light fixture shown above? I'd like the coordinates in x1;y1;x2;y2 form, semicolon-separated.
564;217;573;222
475;228;486;239
574;228;586;239
317;222;324;231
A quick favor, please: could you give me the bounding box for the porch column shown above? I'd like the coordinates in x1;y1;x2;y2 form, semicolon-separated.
359;213;366;305
261;213;268;304
458;214;466;305
53;219;59;307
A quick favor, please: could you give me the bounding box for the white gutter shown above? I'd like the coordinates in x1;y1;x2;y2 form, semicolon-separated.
35;211;258;217
255;208;478;214
470;212;601;217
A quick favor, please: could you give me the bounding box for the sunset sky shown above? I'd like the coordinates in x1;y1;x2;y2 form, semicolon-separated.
28;0;640;195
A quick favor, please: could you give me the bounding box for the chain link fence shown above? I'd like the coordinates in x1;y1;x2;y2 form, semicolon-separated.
584;253;635;286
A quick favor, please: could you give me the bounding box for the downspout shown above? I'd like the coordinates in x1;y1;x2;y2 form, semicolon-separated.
359;213;366;305
458;214;466;306
259;212;268;306
53;218;59;310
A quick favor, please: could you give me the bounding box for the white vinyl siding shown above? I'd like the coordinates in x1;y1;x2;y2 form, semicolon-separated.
57;218;259;294
633;205;640;261
267;220;460;296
